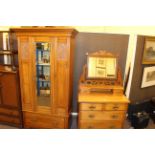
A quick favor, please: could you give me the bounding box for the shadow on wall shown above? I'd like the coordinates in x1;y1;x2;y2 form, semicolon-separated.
72;32;129;112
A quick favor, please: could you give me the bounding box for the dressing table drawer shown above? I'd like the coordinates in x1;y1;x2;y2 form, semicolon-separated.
79;120;123;129
80;103;103;111
79;111;125;121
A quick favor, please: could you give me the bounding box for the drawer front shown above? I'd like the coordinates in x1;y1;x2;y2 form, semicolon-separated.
105;103;127;111
79;111;125;121
24;112;65;129
80;103;103;111
0;107;19;117
0;114;20;125
79;120;123;129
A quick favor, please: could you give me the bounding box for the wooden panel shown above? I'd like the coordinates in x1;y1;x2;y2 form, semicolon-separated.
0;107;19;116
57;38;67;60
20;63;32;110
0;114;20;125
79;103;103;111
0;86;2;105
21;64;29;84
55;61;68;108
79;120;122;129
23;112;65;129
0;73;18;107
18;37;33;111
55;38;69;109
19;38;30;61
79;111;125;121
105;103;128;111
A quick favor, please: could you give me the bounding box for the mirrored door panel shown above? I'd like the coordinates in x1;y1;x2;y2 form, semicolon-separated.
35;42;51;107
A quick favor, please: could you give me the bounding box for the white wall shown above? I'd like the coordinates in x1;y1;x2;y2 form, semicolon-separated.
0;26;10;31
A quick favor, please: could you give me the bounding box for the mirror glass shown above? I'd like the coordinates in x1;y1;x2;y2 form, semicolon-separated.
87;57;117;79
35;42;51;107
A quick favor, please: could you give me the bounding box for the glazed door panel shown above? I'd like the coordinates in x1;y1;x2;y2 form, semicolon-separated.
30;37;55;113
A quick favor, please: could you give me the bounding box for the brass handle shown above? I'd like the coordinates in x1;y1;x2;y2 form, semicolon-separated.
113;106;119;110
88;114;95;118
111;115;118;119
109;125;116;129
88;126;94;129
89;106;96;110
0;73;4;76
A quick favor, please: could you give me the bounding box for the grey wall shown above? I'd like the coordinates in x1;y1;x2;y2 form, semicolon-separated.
72;32;129;112
129;36;155;103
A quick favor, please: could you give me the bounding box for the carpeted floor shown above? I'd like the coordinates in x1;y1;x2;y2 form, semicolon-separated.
70;115;155;129
0;124;17;129
0;115;155;129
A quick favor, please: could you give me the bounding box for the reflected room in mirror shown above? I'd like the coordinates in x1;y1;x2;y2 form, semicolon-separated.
87;51;117;80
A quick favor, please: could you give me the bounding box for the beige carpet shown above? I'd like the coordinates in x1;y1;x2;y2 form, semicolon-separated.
0;124;17;129
0;118;155;129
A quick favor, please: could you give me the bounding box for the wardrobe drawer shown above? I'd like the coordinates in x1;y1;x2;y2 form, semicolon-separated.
24;112;65;129
79;120;123;129
79;111;125;121
105;103;127;111
0;107;19;117
79;103;103;111
0;114;20;125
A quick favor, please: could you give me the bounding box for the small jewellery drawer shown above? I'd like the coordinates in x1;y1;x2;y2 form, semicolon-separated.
79;120;123;129
79;103;102;111
105;103;127;111
79;111;125;121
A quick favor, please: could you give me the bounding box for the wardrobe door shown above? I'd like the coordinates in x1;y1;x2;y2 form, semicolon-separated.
28;37;56;114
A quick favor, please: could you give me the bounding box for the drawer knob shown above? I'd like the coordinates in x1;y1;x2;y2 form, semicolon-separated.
31;118;37;122
111;115;118;119
88;126;94;129
88;114;95;118
113;106;119;110
109;125;116;129
89;106;96;110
